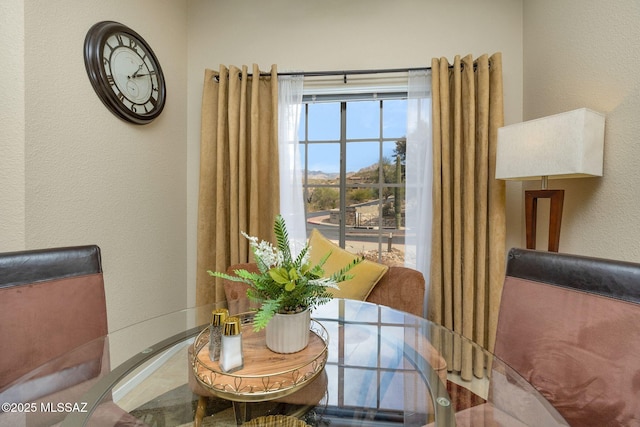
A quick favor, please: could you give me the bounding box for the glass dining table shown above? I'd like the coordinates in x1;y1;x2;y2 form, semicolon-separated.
0;299;569;427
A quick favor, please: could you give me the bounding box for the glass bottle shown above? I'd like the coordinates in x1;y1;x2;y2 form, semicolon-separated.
220;317;244;373
208;308;228;362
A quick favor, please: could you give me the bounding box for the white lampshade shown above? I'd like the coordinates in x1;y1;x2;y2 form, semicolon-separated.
496;108;605;181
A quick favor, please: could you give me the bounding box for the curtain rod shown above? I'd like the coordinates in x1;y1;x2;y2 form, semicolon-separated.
216;66;432;82
272;66;432;78
216;65;463;81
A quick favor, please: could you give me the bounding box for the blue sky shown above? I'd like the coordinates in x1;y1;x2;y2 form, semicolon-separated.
299;100;407;173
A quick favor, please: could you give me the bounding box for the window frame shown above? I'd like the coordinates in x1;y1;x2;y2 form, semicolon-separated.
299;92;408;263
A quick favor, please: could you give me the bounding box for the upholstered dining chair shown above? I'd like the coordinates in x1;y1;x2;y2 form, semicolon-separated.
0;245;146;426
455;248;640;426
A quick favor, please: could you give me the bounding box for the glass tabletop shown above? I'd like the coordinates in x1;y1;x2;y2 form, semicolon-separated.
0;299;568;427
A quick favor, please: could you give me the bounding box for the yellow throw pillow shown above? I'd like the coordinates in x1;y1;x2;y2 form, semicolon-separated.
308;229;388;301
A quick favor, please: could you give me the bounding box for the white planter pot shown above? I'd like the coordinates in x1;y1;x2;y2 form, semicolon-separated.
265;309;311;353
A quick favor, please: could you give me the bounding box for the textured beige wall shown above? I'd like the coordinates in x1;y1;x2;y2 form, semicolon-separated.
17;0;189;331
523;0;640;261
2;0;525;326
0;1;26;250
186;0;525;305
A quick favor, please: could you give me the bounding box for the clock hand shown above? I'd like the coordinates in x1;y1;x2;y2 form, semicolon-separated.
129;64;143;79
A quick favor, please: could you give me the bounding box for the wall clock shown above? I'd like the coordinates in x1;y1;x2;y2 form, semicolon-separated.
84;21;166;125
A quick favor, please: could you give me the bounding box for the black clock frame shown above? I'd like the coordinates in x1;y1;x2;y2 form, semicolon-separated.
84;21;166;125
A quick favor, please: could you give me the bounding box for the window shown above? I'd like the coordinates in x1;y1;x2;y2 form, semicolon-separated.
298;96;407;265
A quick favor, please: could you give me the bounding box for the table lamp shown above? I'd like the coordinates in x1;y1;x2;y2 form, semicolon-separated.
496;108;605;252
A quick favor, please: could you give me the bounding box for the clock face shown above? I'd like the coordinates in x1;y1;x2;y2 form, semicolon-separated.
84;21;166;125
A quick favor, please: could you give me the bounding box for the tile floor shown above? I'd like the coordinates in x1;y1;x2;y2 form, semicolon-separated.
115;344;192;412
115;344;238;426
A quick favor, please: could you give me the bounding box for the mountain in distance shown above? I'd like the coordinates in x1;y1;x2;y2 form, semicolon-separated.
306;170;339;180
306;163;379;181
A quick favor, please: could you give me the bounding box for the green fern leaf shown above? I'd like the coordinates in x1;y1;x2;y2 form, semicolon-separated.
329;257;363;282
273;215;292;264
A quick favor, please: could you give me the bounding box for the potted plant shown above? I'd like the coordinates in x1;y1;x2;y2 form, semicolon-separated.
209;215;360;353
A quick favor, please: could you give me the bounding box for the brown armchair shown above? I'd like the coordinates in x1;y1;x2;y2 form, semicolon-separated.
223;263;427;317
0;245;146;426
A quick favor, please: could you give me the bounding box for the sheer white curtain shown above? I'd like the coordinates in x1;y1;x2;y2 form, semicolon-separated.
277;75;307;255
405;70;433;316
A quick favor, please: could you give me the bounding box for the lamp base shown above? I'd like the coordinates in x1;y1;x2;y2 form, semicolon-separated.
525;189;564;252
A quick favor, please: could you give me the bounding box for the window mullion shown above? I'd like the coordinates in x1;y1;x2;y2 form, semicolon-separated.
303;104;309;219
377;100;384;261
339;101;347;248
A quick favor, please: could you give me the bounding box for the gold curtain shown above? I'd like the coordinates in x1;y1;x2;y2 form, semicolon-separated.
196;64;280;307
429;53;506;380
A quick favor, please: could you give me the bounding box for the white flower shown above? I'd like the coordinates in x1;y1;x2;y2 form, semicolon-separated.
309;277;340;290
242;231;283;267
241;231;257;243
300;245;311;265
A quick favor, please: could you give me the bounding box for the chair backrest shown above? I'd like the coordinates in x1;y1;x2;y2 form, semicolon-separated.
0;245;108;391
494;248;640;426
